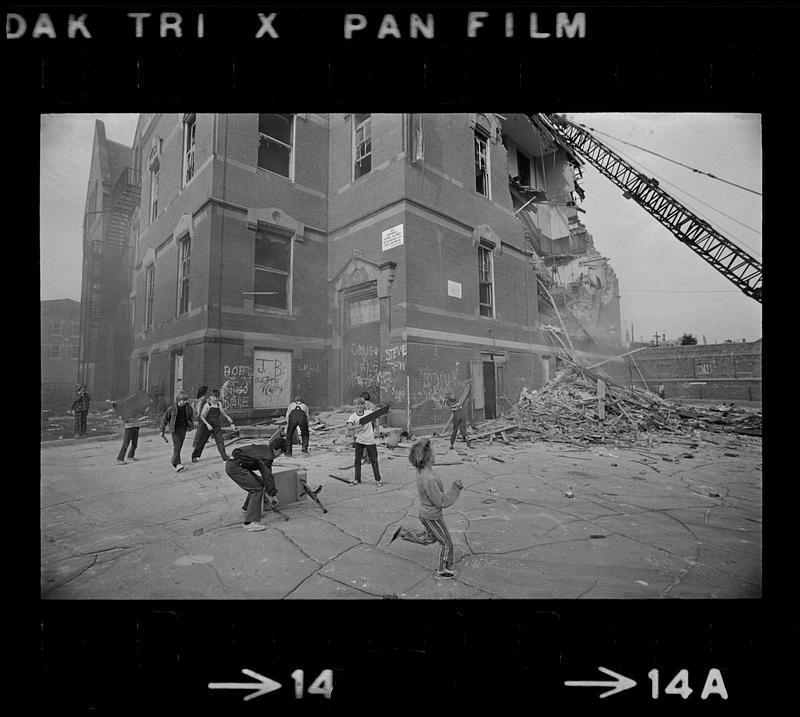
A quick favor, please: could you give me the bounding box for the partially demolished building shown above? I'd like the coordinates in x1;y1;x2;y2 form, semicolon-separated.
112;113;621;426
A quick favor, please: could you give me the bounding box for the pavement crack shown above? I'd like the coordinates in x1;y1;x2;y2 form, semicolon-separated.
576;577;600;599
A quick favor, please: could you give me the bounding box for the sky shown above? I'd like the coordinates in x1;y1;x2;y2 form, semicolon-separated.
40;112;762;344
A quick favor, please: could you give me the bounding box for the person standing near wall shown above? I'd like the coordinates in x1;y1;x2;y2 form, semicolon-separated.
389;437;463;579
161;391;194;472
196;389;235;462
190;385;210;463
285;395;310;456
444;392;472;450
71;384;91;438
347;396;383;486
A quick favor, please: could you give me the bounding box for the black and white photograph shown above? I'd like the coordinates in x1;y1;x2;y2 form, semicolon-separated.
40;110;762;599
19;2;794;712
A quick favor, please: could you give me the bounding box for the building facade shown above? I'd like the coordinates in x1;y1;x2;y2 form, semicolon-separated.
78;120;140;401
41;299;81;410
125;113;622;427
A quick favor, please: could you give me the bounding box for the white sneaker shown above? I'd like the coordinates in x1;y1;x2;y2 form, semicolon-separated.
244;522;266;532
175;464;185;472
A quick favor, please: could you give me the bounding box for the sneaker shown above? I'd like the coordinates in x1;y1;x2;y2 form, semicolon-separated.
191;457;199;463
128;457;138;462
116;459;127;465
435;568;457;579
389;526;404;544
244;522;266;532
449;445;455;450
352;480;362;485
301;448;308;453
175;464;185;472
375;481;383;487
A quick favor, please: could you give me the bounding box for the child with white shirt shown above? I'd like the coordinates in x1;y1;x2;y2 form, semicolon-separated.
346;396;383;486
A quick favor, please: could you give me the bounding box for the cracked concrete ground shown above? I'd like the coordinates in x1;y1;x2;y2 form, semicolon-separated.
41;428;761;599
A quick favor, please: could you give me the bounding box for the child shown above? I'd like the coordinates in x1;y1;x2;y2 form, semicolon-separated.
389;437;463;579
284;395;310;456
444;392;472;450
225;434;287;532
70;384;91;438
346;396;383;486
357;391;375;463
191;386;210;462
161;391;194;472
116;409;146;464
194;389;235;462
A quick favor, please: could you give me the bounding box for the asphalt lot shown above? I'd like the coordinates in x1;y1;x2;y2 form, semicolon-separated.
40;423;761;599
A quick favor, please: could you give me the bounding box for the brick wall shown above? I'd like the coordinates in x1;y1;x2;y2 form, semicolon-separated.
606;342;762;401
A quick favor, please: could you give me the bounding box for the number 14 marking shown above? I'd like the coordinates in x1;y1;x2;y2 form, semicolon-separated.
647;669;728;700
291;669;333;699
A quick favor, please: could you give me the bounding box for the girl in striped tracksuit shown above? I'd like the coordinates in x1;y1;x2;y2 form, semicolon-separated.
389;437;463;579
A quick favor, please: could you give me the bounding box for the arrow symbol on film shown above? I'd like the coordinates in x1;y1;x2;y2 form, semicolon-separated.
564;666;637;698
208;669;282;701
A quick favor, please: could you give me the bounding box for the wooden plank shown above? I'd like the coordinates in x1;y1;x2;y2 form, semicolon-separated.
597;379;606;421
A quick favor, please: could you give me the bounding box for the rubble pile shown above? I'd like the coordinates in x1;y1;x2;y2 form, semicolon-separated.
473;366;761;446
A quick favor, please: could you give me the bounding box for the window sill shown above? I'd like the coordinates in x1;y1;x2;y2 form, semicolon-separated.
256;166;294;183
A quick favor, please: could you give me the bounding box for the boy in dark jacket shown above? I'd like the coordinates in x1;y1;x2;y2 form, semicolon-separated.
161;391;194;472
444;392;472;449
225;434;287;532
71;384;91;438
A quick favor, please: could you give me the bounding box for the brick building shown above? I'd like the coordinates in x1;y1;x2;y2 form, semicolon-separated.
612;340;762;402
125;113;622;427
78;120;140;401
41;299;81;410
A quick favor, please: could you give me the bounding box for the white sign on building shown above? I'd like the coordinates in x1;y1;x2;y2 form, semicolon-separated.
252;349;292;409
447;280;462;298
382;224;404;251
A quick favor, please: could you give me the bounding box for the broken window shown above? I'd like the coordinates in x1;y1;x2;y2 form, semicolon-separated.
254;230;291;310
182;113;196;186
478;244;494;317
353;113;372;179
144;265;155;330
516;150;531;187
258;113;294;178
177;234;191;315
475;130;490;198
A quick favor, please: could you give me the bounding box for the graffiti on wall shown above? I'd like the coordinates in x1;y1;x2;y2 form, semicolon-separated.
412;362;464;409
253;350;292;409
348;342;380;391
220;364;251;410
294;359;322;402
378;343;407;404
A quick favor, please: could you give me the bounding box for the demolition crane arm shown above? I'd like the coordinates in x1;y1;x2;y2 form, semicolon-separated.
532;114;762;303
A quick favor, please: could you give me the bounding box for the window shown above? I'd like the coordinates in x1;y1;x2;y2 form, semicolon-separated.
145;265;155;330
478;245;494;317
516;150;531;187
258;114;294;178
254;230;291;310
177;235;191;315
149;166;159;222
353;113;372;179
71;340;80;359
50;319;63;335
475;130;490;197
182;113;197;186
71;320;80;336
50;344;60;358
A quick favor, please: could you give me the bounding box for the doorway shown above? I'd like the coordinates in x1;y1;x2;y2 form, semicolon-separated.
483;361;496;419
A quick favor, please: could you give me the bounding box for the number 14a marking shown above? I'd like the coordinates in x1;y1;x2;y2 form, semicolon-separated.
648;669;728;700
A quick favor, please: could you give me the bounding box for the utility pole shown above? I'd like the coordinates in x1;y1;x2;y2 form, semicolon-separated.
652;332;660;347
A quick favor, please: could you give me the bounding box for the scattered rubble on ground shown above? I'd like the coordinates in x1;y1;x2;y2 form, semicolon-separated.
467;364;761;448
